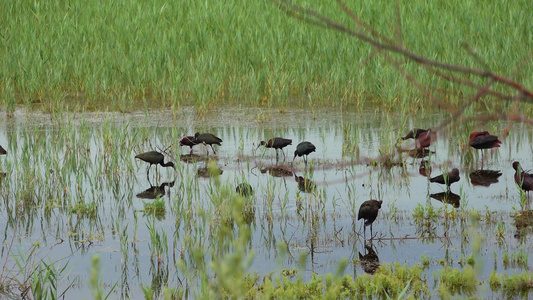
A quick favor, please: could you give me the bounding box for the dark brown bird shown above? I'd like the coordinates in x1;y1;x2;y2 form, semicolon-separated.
469;131;501;162
416;129;433;149
430;168;460;190
293;141;316;166
179;136;199;154
236;183;254;197
401;128;428;140
0;145;6;155
400;129;433;149
513;161;533;193
357;200;383;239
257;137;292;160
195;132;222;155
135;151;175;177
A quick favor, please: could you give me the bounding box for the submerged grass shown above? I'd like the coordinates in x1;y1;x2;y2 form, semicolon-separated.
1;0;531;112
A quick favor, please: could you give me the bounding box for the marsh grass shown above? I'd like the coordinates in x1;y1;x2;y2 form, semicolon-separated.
1;1;532;112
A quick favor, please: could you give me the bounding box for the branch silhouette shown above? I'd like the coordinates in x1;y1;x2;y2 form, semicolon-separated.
273;0;533;102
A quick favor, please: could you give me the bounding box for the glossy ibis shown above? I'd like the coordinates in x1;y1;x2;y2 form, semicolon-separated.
357;200;382;239
179;136;199;154
195;132;222;155
0;145;6;155
401;128;429;140
292;141;316;166
135;151;175;178
400;128;433;149
415;129;434;149
257;137;292;160
429;168;460;190
512;161;533;193
236;183;254;197
469;131;501;162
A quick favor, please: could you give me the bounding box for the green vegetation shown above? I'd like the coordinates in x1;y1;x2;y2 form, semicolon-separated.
1;0;531;112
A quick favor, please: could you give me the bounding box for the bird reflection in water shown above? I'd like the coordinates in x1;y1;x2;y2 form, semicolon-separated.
430;191;461;208
197;165;223;178
236;183;254;197
136;181;175;199
260;165;293;177
180;153;210;164
294;174;316;193
513;210;533;238
408;148;435;159
469;170;502;187
358;241;380;274
419;160;431;177
235;183;255;224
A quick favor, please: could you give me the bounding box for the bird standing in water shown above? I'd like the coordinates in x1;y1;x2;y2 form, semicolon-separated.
512;161;533;194
401;128;433;149
179;136;199;154
257;137;292;161
469;131;501;162
195;132;222;155
430;168;460;190
293;141;316;166
135;151;175;178
357;200;383;239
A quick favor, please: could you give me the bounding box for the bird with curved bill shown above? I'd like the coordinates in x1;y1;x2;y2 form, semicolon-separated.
257;137;292;161
135;151;175;179
357;200;382;239
195;132;222;155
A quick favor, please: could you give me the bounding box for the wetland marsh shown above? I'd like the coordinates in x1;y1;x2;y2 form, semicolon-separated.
2;0;533;298
0;107;532;298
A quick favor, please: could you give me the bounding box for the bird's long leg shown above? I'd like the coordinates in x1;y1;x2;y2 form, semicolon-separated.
281;149;286;161
370;224;373;240
275;149;279;163
481;150;485;170
146;164;152;180
211;145;217;155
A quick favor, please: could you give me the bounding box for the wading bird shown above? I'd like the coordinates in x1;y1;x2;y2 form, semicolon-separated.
357;200;383;239
236;183;254;197
179;136;199;154
195;132;222;155
292;141;316;166
257;137;292;161
401;128;429;140
512;161;533;194
469;131;501;161
135;151;175;178
401;128;433;149
429;168;460;190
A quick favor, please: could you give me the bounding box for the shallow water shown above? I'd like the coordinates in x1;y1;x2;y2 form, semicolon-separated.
0;107;531;298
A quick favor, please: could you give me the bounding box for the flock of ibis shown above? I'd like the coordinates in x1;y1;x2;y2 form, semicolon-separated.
2;127;528;240
132;128;532;239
